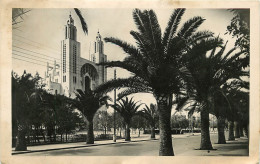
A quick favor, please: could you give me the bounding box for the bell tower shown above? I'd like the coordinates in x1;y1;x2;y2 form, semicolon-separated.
61;13;81;97
91;31;107;84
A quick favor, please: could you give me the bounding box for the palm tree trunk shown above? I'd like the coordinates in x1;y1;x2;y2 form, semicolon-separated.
66;131;68;142
234;121;240;138
151;125;155;139
245;124;249;138
36;126;40;143
125;123;131;141
228;121;235;140
217;116;226;144
239;125;244;137
156;94;174;156
40;126;46;143
86;119;94;144
200;107;213;150
15;124;27;151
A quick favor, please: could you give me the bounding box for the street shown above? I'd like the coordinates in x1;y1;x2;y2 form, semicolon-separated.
17;133;249;156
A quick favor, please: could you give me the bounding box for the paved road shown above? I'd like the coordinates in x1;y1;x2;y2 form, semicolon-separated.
18;133;248;156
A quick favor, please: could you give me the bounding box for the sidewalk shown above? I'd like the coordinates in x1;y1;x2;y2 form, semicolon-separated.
13;133;248;156
12;133;194;155
177;136;249;156
12;134;154;155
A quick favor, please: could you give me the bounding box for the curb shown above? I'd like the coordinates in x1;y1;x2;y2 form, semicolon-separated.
12;138;158;155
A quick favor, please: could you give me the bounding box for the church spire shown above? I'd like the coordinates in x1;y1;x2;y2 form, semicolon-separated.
67;13;74;25
96;30;101;41
65;12;77;40
94;30;103;54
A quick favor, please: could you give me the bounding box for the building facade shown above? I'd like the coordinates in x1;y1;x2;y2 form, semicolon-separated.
44;14;107;98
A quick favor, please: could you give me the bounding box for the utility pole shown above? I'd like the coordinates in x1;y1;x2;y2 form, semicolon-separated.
113;69;117;142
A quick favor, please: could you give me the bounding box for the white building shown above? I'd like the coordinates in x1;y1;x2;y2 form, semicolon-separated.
44;14;107;98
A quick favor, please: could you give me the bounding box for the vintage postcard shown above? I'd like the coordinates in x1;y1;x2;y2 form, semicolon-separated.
0;0;259;164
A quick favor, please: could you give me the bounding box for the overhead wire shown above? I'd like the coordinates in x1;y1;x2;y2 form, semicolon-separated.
12;53;115;77
13;34;60;53
12;34;118;77
12;45;115;76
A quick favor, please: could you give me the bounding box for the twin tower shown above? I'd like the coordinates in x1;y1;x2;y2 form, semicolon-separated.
45;14;107;98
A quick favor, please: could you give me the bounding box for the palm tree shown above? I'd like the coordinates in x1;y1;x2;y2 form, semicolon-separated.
212;90;229;144
183;39;248;149
212;79;248;144
138;103;158;139
207;68;248;144
95;8;215;156
12;71;44;151
226;85;249;139
111;97;142;141
72;89;111;144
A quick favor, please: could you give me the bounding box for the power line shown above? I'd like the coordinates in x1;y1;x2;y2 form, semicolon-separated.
13;39;60;55
13;52;51;64
12;47;115;76
12;56;47;68
13;49;58;63
12;50;94;73
13;45;61;61
13;45;101;71
12;53;115;77
13;34;60;53
12;53;85;75
13;39;59;54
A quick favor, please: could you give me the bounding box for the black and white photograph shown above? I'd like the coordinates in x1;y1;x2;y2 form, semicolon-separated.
0;1;259;164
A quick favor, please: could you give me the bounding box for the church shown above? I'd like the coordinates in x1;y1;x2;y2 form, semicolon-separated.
44;14;107;98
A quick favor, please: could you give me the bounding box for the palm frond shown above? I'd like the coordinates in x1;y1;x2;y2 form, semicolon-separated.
221;47;237;62
214;41;228;61
224;50;247;65
172;96;191;111
187;30;214;44
104;37;142;60
178;16;205;39
132;9;146;35
163;9;185;46
144;9;162;51
74;8;88;35
117;87;152;100
98;60;141;76
130;31;149;55
112;96;142;123
94;76;149;95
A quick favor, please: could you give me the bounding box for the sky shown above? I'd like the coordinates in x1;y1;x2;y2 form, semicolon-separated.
12;8;238;115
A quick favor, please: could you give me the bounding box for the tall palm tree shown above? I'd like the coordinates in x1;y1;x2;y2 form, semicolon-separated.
12;71;43;151
212;79;248;144
183;38;248;149
225;85;249;139
95;8;215;156
72;89;111;144
111;97;142;141
212;90;229;144
138;103;158;139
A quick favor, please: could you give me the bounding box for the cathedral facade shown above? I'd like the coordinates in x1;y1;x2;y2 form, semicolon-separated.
44;14;107;98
